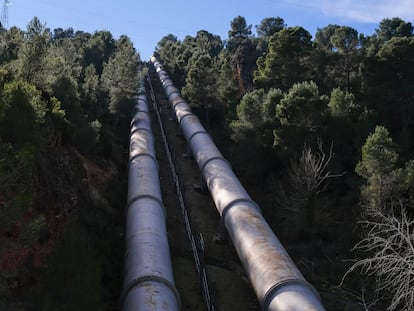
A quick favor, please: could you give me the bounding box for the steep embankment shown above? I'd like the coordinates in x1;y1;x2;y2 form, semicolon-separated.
34;145;127;310
1;143;127;310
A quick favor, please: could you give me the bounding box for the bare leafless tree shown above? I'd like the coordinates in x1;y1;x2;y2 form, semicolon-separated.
276;139;343;233
343;204;414;311
339;279;382;311
289;140;339;196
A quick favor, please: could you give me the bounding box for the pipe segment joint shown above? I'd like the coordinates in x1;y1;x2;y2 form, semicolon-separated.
129;126;153;140
150;56;326;311
123;77;179;311
176;111;193;124
262;280;324;311
120;275;181;311
221;198;262;220
200;156;231;180
128;152;157;168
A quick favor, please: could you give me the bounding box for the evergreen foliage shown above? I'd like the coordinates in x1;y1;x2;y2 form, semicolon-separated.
32;218;103;311
0;17;139;309
256;17;286;39
356;126;400;212
328;87;356;118
181;51;220;126
18;17;51;87
230;88;282;148
351;126;414;310
254;26;313;91
130;14;414;310
3;12;414;310
274;81;328;152
0;80;48;146
101;35;139;119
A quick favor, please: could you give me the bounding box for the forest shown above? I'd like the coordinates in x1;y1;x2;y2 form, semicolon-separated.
0;17;139;310
1;13;414;311
154;16;414;311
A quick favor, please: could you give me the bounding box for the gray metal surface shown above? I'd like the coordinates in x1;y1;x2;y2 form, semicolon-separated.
122;79;180;311
151;56;326;311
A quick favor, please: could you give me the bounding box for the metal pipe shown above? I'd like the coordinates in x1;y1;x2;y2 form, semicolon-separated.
150;56;326;311
121;79;180;311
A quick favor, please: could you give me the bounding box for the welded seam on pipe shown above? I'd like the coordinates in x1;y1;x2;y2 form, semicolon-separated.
151;56;326;311
187;130;209;146
262;279;321;311
146;68;218;311
130;115;150;124
126;194;164;211
127;152;156;166
174;104;192;115
167;90;180;99
172;99;188;109
200;156;231;178
177;111;194;123
120;275;181;310
128;127;153;140
220;198;262;219
122;76;179;311
163;81;175;88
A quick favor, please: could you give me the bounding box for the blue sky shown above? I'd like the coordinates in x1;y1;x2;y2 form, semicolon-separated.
4;0;414;60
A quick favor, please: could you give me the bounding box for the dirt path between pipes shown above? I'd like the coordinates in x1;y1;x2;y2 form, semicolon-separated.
148;73;260;311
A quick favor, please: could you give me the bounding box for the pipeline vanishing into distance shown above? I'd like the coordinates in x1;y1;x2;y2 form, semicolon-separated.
121;79;180;311
150;56;326;311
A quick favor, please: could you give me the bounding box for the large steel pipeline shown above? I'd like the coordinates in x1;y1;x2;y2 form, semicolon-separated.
150;56;326;311
121;80;180;311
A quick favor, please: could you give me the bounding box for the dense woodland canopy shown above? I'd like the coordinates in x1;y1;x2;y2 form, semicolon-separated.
1;14;414;310
154;15;414;311
0;17;139;310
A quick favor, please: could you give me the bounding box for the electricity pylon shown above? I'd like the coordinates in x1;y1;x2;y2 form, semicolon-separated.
1;0;10;28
